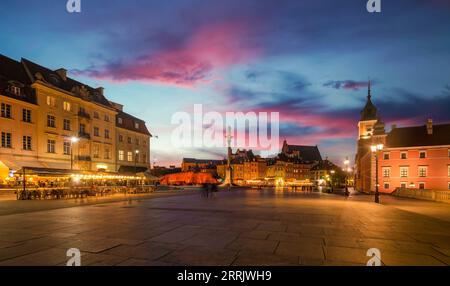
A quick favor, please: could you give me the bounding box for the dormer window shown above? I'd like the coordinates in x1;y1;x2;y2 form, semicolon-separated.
134;122;139;129
10;85;21;96
118;117;123;124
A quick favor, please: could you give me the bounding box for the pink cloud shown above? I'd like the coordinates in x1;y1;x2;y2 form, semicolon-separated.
75;22;261;86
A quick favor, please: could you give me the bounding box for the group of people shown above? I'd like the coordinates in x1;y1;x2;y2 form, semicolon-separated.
201;183;218;198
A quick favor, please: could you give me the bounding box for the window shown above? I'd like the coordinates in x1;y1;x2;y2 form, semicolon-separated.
136;138;139;146
448;165;450;177
401;152;407;159
118;117;123;124
1;132;12;148
1;103;12;118
104;147;110;159
47;139;56;153
127;151;133;162
93;112;99;119
400;167;409;178
419;182;425;190
79;123;86;134
63;101;71;112
419;151;426;159
63;141;71;155
118;150;124;161
63;119;71;131
104;129;110;139
10;85;21;95
142;153;147;163
46;96;56;107
448;182;450;191
127;137;132;144
400;182;407;188
104;114;110;122
22;136;32;150
384;183;390;190
383;153;390;160
47;115;56;128
119;135;123;142
134;122;139;129
418;166;427;177
22;109;31;123
94;127;100;137
93;145;100;158
382;167;390;178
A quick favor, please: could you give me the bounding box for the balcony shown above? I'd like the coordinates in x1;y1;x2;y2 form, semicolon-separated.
75;155;92;162
77;110;91;120
78;132;91;140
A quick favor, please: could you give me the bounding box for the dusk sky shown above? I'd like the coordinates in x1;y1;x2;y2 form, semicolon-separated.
1;0;449;166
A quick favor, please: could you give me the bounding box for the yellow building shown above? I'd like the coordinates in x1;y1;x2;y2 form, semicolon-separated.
0;54;151;184
113;102;152;173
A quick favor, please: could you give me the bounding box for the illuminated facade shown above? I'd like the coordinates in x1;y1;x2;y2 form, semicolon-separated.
0;54;151;184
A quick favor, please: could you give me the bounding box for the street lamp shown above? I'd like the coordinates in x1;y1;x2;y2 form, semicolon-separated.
344;157;350;196
371;144;384;204
70;136;79;171
134;149;140;174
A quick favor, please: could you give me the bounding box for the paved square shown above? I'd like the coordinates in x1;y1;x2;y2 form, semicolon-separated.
0;189;449;266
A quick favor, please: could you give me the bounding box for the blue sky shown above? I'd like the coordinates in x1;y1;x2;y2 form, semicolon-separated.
1;0;449;166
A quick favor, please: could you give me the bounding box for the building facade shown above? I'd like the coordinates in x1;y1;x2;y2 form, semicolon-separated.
0;54;151;184
355;83;450;193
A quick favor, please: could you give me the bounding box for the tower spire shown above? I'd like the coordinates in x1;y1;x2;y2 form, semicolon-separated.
368;79;371;100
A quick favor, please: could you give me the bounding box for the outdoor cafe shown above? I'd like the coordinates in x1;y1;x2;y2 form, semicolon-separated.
12;167;159;200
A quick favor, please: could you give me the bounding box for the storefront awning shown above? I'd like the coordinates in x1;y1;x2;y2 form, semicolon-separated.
0;158;45;171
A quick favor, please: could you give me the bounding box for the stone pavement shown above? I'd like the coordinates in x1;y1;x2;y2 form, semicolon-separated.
0;189;449;266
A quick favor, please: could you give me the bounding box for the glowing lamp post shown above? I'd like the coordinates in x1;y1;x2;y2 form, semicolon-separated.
70;136;79;171
371;144;384;204
134;150;140;174
344;157;350;196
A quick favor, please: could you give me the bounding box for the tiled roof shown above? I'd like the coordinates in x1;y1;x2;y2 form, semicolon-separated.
284;144;322;162
21;58;113;108
0;54;37;104
386;123;450;148
116;110;151;136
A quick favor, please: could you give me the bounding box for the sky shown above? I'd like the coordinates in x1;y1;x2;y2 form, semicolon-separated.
1;0;449;166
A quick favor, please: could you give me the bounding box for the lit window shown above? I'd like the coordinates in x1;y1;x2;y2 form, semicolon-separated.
1;132;12;148
419;151;426;159
418;166;427;177
104;147;110;159
22;136;32;151
448;165;450;177
127;151;132;162
47;139;56;153
63;141;71;155
46;96;56;107
383;153;390;160
400;167;409;178
22;109;31;123
1;103;12;118
118;150;124;161
93;145;100;158
401;152;407;159
47;115;56;128
382;167;390;178
63;101;71;112
63;119;71;131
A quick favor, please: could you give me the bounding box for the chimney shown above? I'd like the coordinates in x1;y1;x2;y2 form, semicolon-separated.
96;87;104;95
55;68;67;81
427;118;433;135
